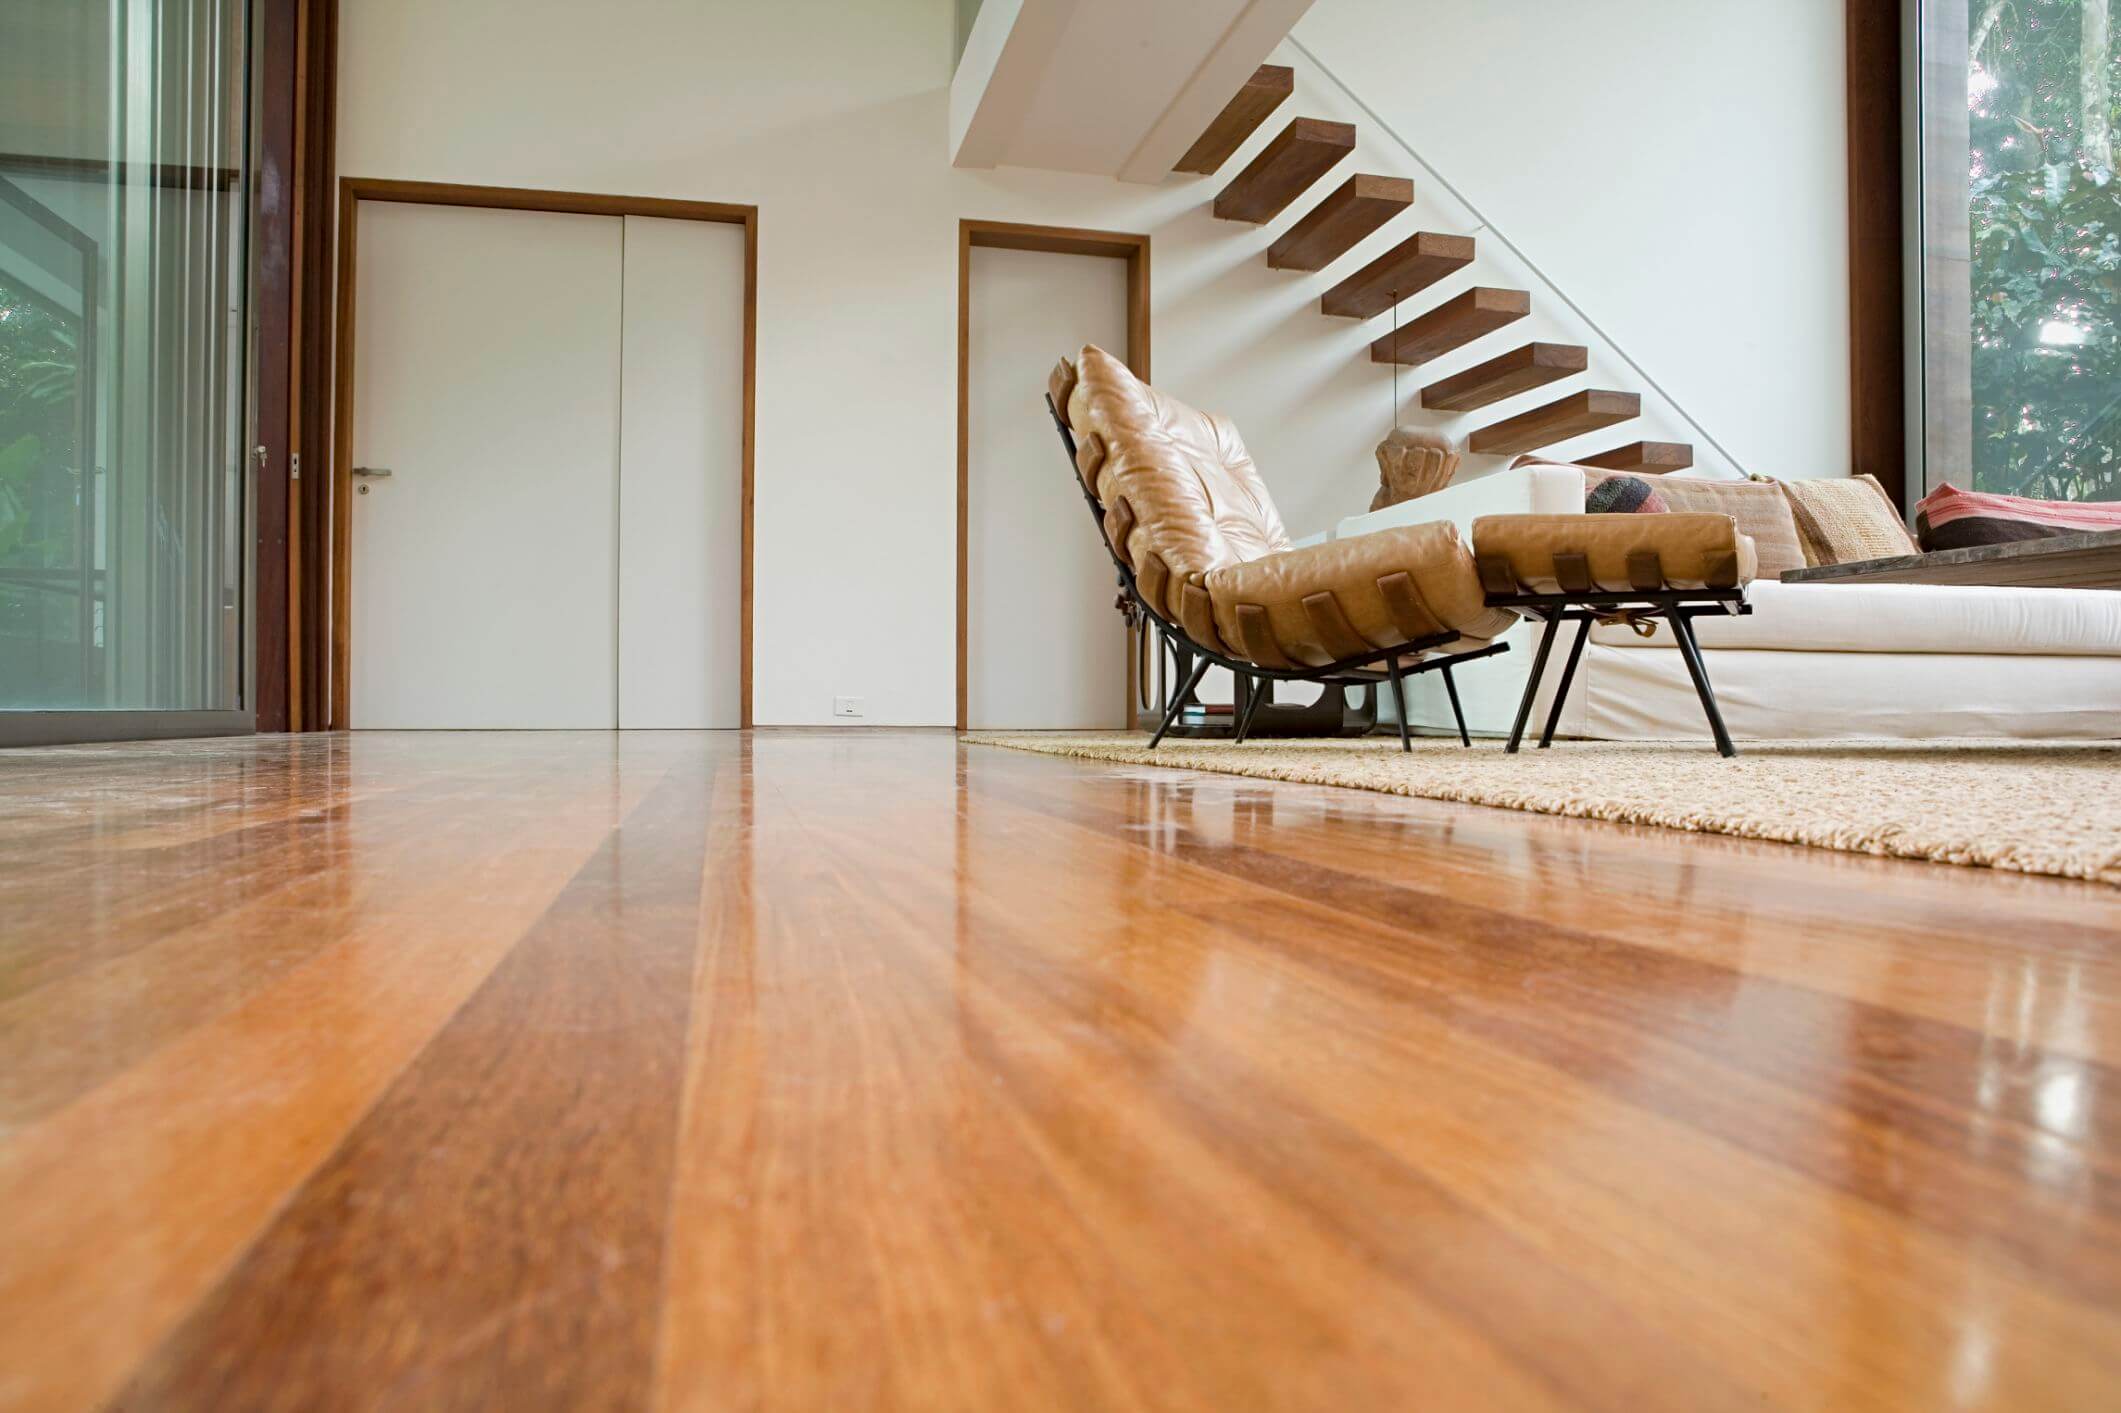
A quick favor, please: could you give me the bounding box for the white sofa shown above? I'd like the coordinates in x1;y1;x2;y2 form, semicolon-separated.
1335;465;2121;740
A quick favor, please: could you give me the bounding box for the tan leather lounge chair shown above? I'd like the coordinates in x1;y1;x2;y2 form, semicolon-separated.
1046;345;1518;748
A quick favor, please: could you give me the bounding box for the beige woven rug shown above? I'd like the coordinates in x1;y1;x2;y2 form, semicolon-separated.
963;733;2121;885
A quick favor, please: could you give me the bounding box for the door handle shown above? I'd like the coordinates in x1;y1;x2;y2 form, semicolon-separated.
351;466;393;478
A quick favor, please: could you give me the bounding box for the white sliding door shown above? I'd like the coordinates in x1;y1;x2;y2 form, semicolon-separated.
351;202;623;729
347;201;744;729
966;246;1130;729
618;215;747;728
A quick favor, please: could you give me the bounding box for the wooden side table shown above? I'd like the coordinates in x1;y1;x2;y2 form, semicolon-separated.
1781;529;2121;590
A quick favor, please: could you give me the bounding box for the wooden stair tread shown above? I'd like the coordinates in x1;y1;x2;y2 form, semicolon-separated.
1173;65;1295;175
1321;232;1475;318
1421;343;1587;412
1580;441;1695;474
1267;175;1412;271
1214;118;1355;224
1367;287;1529;366
1468;390;1642;456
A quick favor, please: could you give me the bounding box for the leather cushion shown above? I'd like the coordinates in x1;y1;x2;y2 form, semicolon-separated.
1205;521;1517;668
1067;344;1292;625
1471;513;1758;594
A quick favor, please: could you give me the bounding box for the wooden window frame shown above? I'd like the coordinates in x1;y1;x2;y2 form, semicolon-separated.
1846;0;1910;508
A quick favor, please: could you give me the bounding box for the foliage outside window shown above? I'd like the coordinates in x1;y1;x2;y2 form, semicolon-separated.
1966;0;2121;502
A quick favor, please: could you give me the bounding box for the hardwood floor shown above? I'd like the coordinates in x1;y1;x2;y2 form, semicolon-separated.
0;729;2116;1411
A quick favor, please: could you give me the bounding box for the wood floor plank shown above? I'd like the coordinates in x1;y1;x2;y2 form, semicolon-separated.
0;739;658;1412
0;729;2116;1410
971;753;2121;1308
113;753;725;1411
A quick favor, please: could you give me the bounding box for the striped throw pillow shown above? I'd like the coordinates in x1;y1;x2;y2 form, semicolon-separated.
1914;483;2121;552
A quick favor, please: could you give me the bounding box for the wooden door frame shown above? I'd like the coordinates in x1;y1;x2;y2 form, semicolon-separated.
328;178;759;729
956;219;1150;733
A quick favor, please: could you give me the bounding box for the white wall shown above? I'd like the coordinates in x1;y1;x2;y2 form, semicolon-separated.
1292;0;1852;485
338;0;1850;726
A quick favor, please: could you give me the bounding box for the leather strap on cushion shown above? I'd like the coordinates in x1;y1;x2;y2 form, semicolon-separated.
1470;513;1758;595
1233;603;1295;669
1475;556;1519;597
1179;580;1230;657
1136;552;1171;615
1554;552;1594;595
1049;356;1079;428
1202;520;1516;669
1074;431;1106;497
1375;571;1443;643
1104;497;1138;567
1300;592;1374;662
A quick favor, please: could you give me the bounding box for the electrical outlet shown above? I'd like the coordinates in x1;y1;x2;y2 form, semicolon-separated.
832;696;865;718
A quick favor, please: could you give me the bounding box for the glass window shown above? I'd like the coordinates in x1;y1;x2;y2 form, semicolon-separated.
0;0;251;711
1920;0;2121;503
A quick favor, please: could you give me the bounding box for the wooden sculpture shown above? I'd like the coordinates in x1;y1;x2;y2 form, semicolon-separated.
1370;425;1461;511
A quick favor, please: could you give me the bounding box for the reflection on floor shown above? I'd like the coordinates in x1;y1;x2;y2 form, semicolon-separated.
1;729;2117;1410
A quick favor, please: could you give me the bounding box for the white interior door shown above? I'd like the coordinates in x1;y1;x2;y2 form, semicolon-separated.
350;202;622;728
967;246;1130;729
617;215;746;728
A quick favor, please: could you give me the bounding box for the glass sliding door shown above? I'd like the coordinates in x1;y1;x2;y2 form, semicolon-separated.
1917;0;2121;503
0;0;253;734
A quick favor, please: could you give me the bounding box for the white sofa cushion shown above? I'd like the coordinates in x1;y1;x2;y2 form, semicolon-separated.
1589;580;2121;656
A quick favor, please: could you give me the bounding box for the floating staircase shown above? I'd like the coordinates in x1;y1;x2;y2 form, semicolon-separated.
1368;288;1526;366
1580;441;1695;474
1468;390;1641;456
1173;64;1294;175
1267;175;1411;271
1320;231;1473;318
1420;343;1586;412
1177;65;1692;468
1213;118;1354;223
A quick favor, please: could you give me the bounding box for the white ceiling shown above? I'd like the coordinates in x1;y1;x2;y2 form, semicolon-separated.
952;0;1315;182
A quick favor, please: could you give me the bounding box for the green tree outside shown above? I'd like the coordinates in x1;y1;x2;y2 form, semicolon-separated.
1967;0;2121;501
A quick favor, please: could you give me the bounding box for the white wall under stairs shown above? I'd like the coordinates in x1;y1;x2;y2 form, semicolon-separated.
1290;0;1853;496
338;0;1853;726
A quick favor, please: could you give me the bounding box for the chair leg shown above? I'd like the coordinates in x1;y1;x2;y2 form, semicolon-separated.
1537;616;1592;750
1440;663;1470;747
1505;616;1562;754
1667;611;1738;758
1385;658;1412;752
1233;674;1267;743
1149;655;1214;749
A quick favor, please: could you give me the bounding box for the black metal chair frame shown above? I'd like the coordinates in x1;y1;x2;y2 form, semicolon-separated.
1488;589;1752;758
1046;394;1507;751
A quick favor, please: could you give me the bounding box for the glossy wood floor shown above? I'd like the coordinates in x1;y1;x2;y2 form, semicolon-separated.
2;730;2118;1411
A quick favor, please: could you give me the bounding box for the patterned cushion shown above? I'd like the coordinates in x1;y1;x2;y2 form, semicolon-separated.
1580;469;1808;576
1780;474;1917;566
1915;482;2121;552
1584;474;1668;515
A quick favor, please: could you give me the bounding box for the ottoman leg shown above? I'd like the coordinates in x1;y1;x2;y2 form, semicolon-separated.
1668;611;1738;758
1385;659;1412;753
1505;615;1563;754
1440;663;1470;747
1537;617;1592;749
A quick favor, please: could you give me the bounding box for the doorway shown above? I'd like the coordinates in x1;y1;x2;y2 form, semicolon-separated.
329;180;757;729
956;221;1150;731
